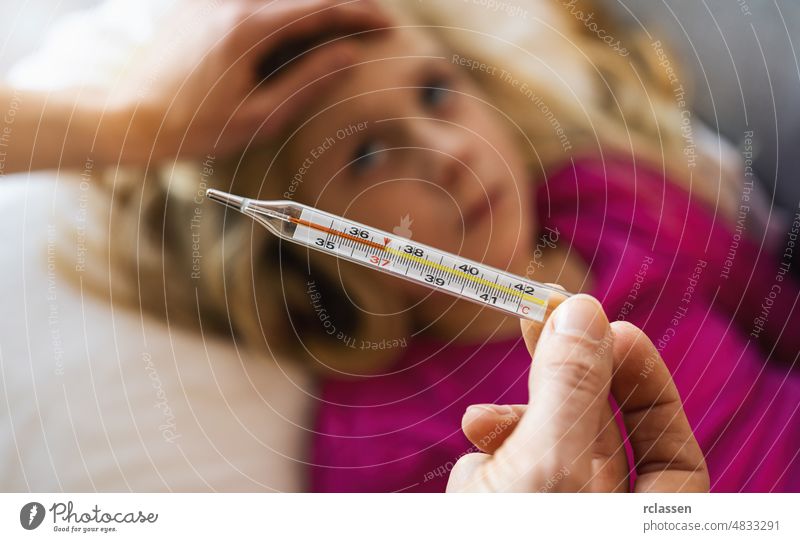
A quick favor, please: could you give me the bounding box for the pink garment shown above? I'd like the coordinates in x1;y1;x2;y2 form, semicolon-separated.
311;157;800;492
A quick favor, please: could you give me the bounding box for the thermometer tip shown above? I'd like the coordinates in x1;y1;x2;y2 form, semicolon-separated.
206;189;248;212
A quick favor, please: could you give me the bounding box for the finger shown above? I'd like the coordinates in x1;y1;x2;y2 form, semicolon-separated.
446;452;492;492
236;0;391;61
461;401;630;492
609;321;709;492
497;283;568;454
587;399;629;492
520;282;569;357
461;404;526;454
236;41;356;139
496;294;613;490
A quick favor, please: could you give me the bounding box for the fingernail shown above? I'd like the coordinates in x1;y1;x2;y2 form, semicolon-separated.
466;404;514;416
553;294;607;342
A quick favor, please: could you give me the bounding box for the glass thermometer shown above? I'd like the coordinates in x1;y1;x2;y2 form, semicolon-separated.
206;189;570;322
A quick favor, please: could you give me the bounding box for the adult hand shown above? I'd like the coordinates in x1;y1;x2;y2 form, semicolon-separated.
446;294;709;492
114;0;390;162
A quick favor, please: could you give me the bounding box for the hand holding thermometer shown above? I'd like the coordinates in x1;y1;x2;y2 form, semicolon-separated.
206;189;571;322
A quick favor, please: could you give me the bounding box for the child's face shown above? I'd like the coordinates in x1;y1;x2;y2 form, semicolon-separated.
287;27;534;298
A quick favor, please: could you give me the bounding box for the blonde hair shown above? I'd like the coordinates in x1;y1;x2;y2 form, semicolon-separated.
400;0;730;194
92;0;726;375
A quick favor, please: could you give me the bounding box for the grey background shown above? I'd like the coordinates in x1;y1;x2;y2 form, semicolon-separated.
603;0;800;216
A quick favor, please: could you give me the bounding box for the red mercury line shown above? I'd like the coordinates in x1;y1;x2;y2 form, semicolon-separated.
289;217;390;251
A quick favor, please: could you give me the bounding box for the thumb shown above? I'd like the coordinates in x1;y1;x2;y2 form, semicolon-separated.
520;283;569;357
494;294;613;490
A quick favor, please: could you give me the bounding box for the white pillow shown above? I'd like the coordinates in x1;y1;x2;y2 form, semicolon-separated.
0;178;313;491
7;0;169;90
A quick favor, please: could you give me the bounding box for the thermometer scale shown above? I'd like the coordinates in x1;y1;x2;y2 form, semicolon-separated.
206;189;569;322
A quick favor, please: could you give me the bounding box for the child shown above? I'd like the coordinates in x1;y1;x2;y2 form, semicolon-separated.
105;0;800;491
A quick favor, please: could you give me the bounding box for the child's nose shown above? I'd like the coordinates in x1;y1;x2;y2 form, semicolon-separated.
413;122;477;194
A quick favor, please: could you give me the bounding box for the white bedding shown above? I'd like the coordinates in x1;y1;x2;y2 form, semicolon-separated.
0;177;312;491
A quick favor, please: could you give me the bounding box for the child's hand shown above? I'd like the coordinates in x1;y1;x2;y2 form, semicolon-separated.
112;0;390;162
446;294;709;492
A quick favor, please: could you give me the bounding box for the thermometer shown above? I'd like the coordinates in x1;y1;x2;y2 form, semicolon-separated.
206;189;569;322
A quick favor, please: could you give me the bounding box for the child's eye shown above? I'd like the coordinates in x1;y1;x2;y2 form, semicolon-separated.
420;76;451;108
350;139;385;174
